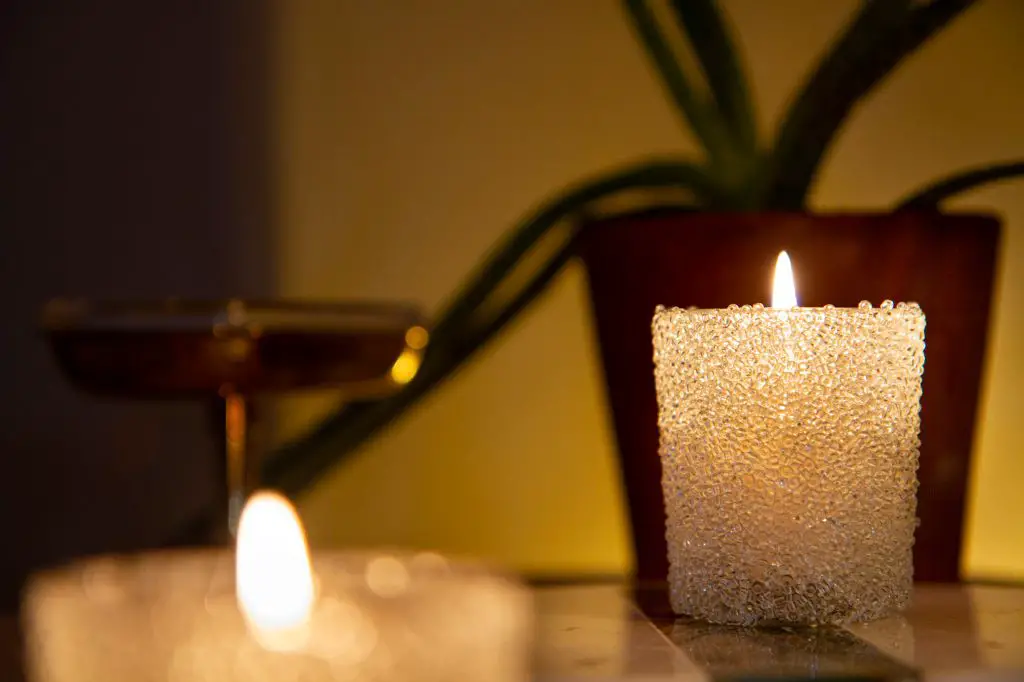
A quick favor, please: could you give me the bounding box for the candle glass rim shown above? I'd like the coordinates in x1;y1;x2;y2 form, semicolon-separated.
22;548;526;602
654;302;923;315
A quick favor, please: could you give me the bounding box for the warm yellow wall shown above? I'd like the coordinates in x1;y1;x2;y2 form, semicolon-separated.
268;1;1024;579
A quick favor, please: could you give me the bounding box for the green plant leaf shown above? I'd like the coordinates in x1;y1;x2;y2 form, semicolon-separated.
259;234;589;495
428;159;721;348
668;0;757;154
264;229;583;496
622;0;739;169
762;0;976;208
895;160;1024;209
262;159;717;494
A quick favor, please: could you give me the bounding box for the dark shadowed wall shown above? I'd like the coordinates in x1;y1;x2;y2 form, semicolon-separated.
0;0;273;611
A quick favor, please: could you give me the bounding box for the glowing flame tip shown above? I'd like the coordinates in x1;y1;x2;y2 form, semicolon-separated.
772;251;798;308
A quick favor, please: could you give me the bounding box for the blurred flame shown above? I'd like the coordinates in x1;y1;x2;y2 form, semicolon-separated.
772;251;798;308
390;349;421;385
236;491;315;651
405;326;429;350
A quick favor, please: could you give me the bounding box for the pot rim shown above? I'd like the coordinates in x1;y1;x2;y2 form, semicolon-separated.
588;205;1000;220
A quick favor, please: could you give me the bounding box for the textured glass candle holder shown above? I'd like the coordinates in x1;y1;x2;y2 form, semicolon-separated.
23;550;532;682
652;301;926;626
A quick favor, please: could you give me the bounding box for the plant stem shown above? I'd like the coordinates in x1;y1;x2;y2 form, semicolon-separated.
895;161;1024;209
263;230;578;496
263;160;716;494
429;160;719;348
669;0;757;155
762;0;976;208
622;0;741;171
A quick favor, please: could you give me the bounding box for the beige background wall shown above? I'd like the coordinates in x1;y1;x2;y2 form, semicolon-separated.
268;1;1024;579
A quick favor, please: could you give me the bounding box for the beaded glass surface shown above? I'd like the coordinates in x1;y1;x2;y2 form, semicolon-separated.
652;301;926;626
23;550;532;682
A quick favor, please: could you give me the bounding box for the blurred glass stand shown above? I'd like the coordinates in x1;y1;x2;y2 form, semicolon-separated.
42;298;427;541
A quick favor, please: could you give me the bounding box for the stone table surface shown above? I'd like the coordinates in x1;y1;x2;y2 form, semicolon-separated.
2;581;1022;681
535;581;1023;681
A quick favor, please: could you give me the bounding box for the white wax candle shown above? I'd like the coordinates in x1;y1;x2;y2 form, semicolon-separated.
652;252;925;626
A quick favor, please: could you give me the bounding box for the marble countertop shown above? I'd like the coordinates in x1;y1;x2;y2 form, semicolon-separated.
2;581;1021;681
534;582;1024;681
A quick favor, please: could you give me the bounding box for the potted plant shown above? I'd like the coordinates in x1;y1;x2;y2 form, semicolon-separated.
262;0;1022;581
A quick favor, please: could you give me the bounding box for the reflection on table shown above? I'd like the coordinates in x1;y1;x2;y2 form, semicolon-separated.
535;581;1024;681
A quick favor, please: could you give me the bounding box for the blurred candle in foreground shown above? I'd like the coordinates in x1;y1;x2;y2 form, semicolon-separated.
23;492;532;682
652;251;926;626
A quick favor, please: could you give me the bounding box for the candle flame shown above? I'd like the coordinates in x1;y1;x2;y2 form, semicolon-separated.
390;348;421;385
236;491;315;651
772;251;798;308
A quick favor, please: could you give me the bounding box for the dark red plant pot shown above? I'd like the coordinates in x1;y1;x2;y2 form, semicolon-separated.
576;210;1000;584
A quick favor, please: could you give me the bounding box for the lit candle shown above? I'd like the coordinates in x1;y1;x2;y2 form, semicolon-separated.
23;493;532;682
652;252;925;626
235;492;316;652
